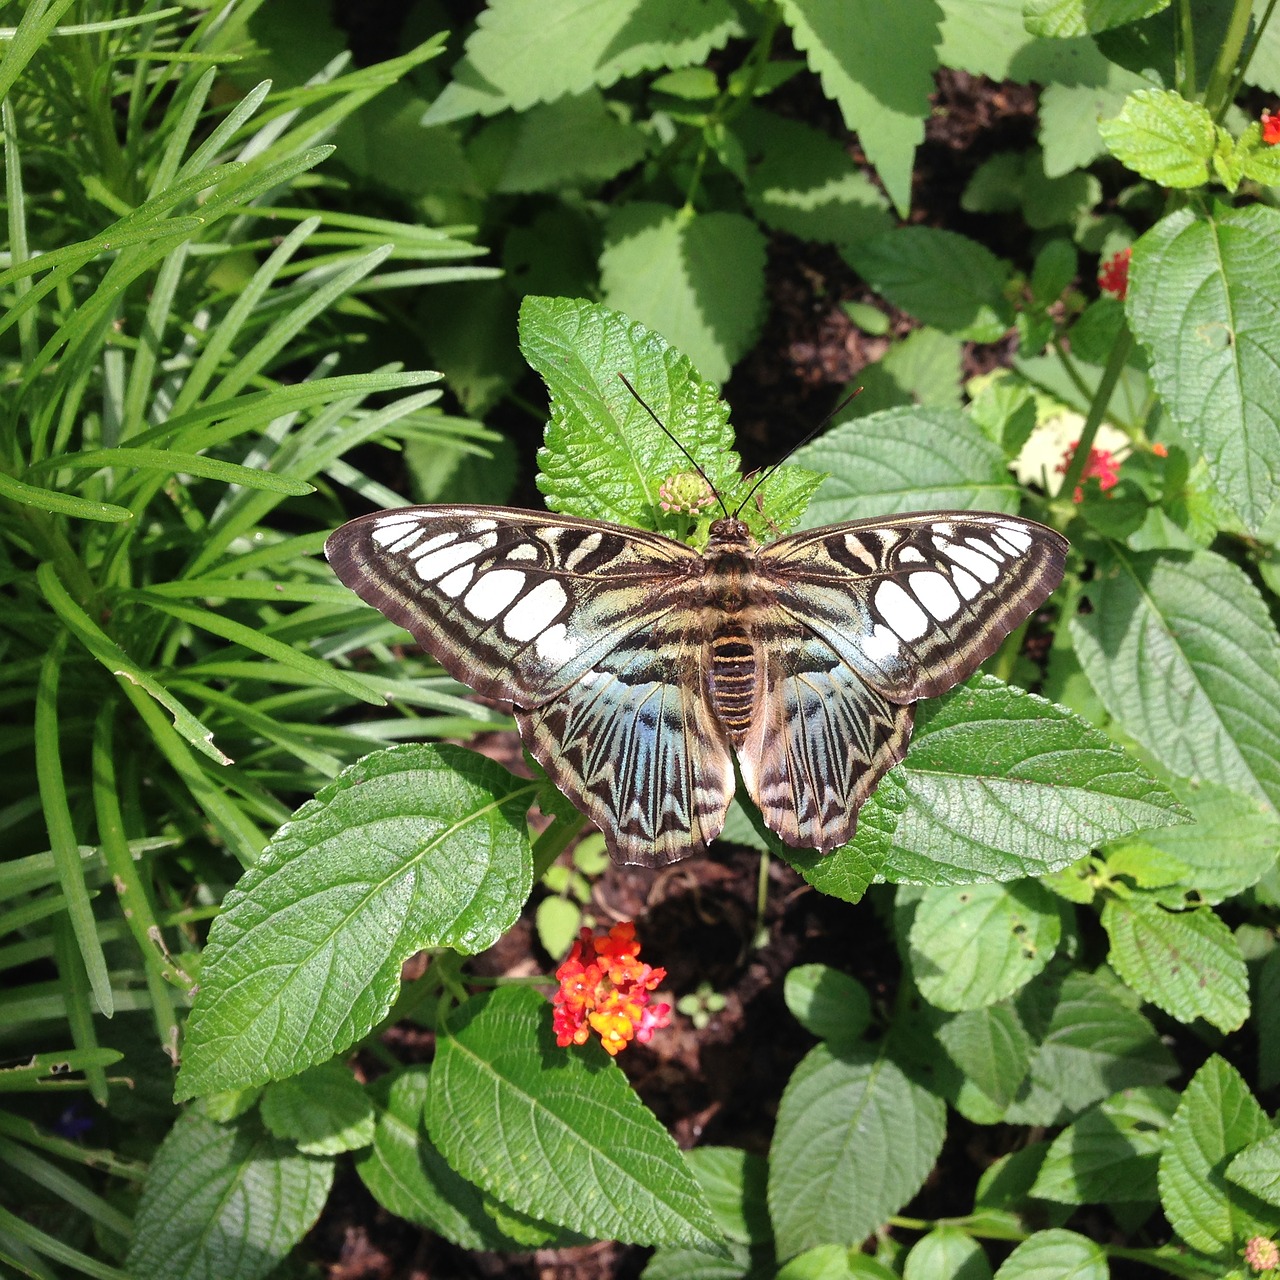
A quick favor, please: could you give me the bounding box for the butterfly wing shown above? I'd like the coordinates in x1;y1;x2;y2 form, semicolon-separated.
325;506;734;866
737;512;1067;851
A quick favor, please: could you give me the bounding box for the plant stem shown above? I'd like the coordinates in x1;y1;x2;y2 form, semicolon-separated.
1056;327;1134;503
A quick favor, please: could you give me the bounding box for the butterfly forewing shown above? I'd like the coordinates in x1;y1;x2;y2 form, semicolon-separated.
327;503;1067;867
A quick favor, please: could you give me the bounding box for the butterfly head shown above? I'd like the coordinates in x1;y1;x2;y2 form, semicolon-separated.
706;516;754;550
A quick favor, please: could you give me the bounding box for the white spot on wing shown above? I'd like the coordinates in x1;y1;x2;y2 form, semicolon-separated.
997;522;1033;552
875;580;929;641
371;512;420;542
463;568;525;620
437;564;474;598
535;622;580;667
898;546;926;563
381;527;427;554
507;543;539;561
935;537;1000;584
843;535;878;569
503;578;568;641
469;519;498;532
964;536;1004;562
564;531;603;571
861;624;902;667
409;531;459;558
950;565;982;599
910;571;961;621
416;540;482;581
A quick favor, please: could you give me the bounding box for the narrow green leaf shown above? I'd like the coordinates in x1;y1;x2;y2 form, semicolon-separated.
1127;204;1280;531
884;678;1189;885
768;1043;946;1259
34;637;113;1016
843;228;1013;341
176;745;535;1099
424;985;723;1251
600;204;766;384
0;470;131;522
522;294;739;526
1098;88;1215;187
1071;547;1280;810
1031;1086;1177;1205
1102;900;1249;1032
126;1112;332;1280
909;881;1061;1011
0;1049;123;1092
355;1069;522;1250
1157;1056;1275;1257
793;407;1021;524
776;0;934;214
28;449;314;495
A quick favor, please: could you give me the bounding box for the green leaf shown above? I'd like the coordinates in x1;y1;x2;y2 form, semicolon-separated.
990;1228;1107;1278
1227;1134;1280;1208
259;1062;376;1155
794;407;1021;525
937;1000;1033;1122
424;986;723;1250
1071;547;1280;810
737;108;892;245
904;1227;993;1280
909;881;1062;1011
1031;1086;1177;1206
600;203;767;384
883;678;1189;885
783;964;872;1048
685;1147;772;1245
0;469;131;522
789;776;899;903
475;90;648;193
354;1069;521;1250
1098;88;1215;187
126;1112;333;1280
1157;1055;1275;1257
1102;900;1249;1032
1024;0;1170;38
28;448;314;494
1007;970;1177;1124
1127;204;1280;532
424;0;743;123
1038;61;1150;176
768;1043;946;1259
850;328;964;416
843;228;1013;342
176;745;536;1099
521;295;739;525
776;0;936;214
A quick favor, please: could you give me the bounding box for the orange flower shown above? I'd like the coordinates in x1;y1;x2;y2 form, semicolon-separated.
1058;440;1121;503
1151;442;1168;457
1098;247;1131;300
1262;110;1280;146
553;922;671;1056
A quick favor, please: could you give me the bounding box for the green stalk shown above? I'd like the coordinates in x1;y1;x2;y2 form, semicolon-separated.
1056;327;1134;504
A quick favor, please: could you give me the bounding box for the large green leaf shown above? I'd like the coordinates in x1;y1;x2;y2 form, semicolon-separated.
1128;205;1280;532
1071;546;1280;811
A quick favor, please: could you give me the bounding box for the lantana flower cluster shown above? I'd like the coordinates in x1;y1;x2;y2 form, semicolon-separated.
658;470;716;516
1098;246;1131;300
1057;439;1122;503
553;922;671;1056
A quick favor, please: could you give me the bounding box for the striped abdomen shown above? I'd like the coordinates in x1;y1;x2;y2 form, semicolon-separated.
709;627;757;742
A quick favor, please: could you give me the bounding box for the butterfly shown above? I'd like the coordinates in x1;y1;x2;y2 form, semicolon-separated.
326;501;1067;868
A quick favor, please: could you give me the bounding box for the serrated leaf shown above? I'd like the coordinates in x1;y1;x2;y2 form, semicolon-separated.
1127;204;1280;532
1071;546;1280;810
1039;62;1151;176
776;0;935;214
852;328;964;416
176;744;536;1099
1099;88;1215;186
768;1043;946;1259
1157;1056;1275;1256
883;678;1189;886
938;1001;1033;1121
843;228;1013;341
1102;900;1249;1032
784;964;872;1047
1024;0;1170;38
600;204;766;384
354;1070;523;1250
685;1147;771;1245
424;0;743;123
794;407;1021;525
1226;1134;1280;1208
1008;970;1177;1125
521;295;739;525
126;1112;333;1280
737;108;892;245
910;881;1062;1011
260;1062;376;1155
904;1227;993;1280
1031;1086;1177;1205
425;986;723;1250
788;773;900;902
991;1228;1107;1278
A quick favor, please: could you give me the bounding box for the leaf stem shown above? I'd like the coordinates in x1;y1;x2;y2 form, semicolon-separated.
1056;327;1134;504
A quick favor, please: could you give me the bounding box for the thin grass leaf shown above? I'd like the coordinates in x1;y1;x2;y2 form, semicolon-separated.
1;99;37;367
0;1202;128;1280
29;448;316;495
37;563;229;765
0;1134;133;1238
0;0;77;102
50;918;109;1104
0;472;131;522
34;638;112;1017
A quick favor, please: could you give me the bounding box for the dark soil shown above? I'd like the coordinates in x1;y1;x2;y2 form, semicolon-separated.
312;35;1058;1280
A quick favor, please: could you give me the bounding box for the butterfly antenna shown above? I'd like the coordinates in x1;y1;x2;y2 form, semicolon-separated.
617;373;730;520
731;385;863;518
